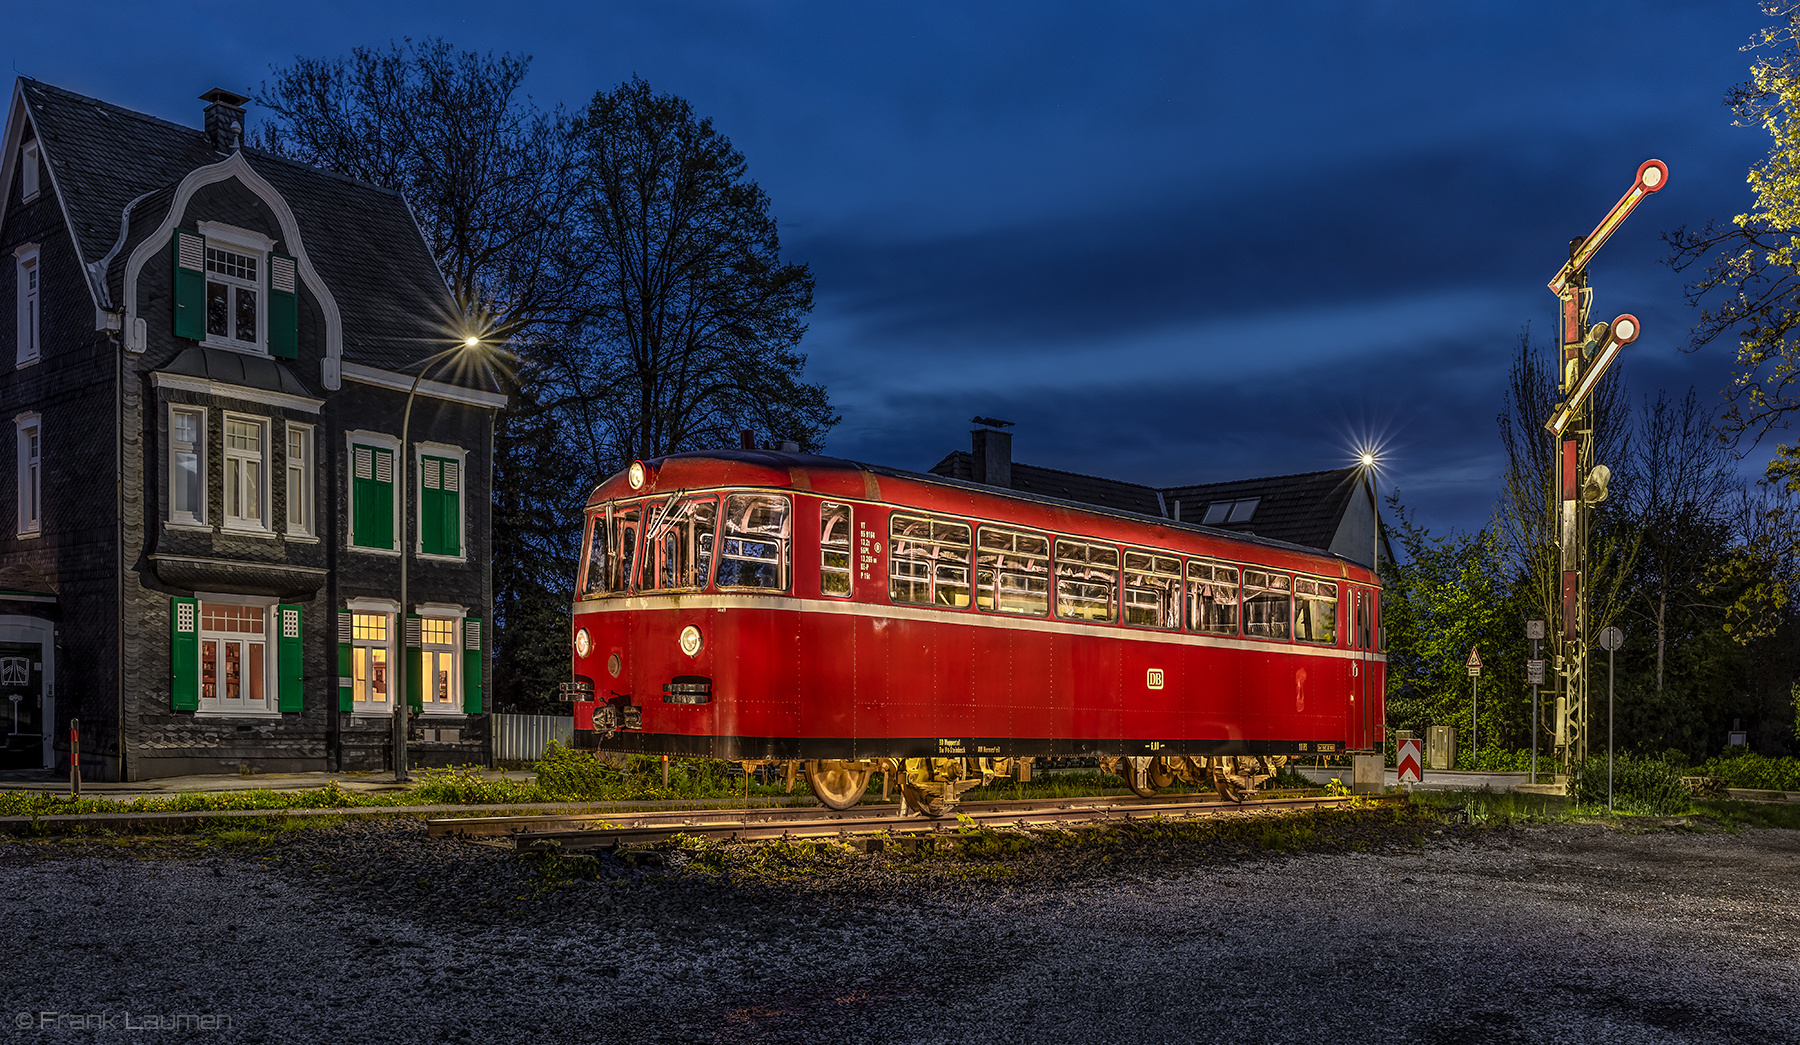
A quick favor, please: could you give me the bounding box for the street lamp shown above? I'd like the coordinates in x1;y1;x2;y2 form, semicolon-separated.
393;333;492;783
1358;450;1379;573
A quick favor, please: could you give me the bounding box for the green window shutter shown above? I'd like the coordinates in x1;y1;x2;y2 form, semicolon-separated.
267;254;299;359
462;618;483;714
440;459;461;556
351;445;395;548
170;596;199;711
419;456;461;556
405;614;423;713
277;603;303;712
172;231;206;341
336;611;353;713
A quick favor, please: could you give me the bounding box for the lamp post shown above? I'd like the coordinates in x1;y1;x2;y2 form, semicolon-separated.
393;335;487;783
1360;452;1378;574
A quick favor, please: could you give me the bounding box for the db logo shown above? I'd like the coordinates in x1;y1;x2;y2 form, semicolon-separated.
1146;668;1165;690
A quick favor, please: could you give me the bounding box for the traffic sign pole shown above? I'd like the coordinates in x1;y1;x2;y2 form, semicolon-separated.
1466;648;1483;769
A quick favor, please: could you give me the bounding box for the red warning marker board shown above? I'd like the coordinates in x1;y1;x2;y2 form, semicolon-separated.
1397;738;1424;784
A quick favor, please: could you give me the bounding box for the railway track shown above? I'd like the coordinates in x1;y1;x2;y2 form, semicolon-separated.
427;790;1396;853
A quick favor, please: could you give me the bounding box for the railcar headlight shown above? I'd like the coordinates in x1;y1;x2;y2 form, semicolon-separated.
574;628;592;658
679;625;703;657
628;460;648;490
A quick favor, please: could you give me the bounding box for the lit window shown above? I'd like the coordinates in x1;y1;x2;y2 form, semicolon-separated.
222;415;268;530
1187;559;1240;635
1122;550;1182;629
1294;577;1339;645
170;406;205;525
420;617;461;712
888;513;970;607
820;502;852;597
198;602;271;713
718;493;792;591
15;413;41;537
975;527;1048;616
15;247;39;367
1243;570;1292;640
1054;539;1119;623
351;611;391;710
643;496;718;591
286;423;312;536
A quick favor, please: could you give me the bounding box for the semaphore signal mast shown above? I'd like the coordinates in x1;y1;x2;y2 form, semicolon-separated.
1542;159;1666;768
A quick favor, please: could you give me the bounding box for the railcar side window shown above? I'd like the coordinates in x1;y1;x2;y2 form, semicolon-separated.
643;496;719;591
1187;559;1240;634
717;493;791;590
1242;570;1291;639
1122;550;1182;629
609;504;643;592
1055;540;1119;623
821;502;852;597
1293;577;1339;645
889;514;972;608
976;527;1049;616
579;511;606;598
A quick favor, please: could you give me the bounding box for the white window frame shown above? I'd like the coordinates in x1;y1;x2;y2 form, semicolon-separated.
193;592;279;718
168;404;208;528
15;412;40;538
346;430;401;555
348;598;398;716
285;421;314;539
20;141;40;201
414;441;469;562
416;604;467;715
15;244;40;368
197;221;273;356
221;412;271;534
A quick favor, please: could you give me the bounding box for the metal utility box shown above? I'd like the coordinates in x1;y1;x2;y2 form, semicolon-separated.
1351;753;1385;794
1427;726;1457;771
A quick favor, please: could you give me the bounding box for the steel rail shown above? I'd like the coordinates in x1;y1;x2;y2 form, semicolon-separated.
430;792;1397;853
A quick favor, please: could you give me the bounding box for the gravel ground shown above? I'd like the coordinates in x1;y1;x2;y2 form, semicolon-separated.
2;810;1797;1043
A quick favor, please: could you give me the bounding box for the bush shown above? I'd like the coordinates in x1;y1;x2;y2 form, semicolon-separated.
1698;752;1800;792
1570;753;1691;815
533;740;626;800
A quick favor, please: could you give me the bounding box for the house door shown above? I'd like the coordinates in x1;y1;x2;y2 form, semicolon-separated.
0;640;45;770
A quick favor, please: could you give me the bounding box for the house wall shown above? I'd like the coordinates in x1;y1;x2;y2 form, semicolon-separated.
0;130;123;776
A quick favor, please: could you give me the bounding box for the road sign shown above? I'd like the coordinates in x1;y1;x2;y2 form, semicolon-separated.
1526;619;1545;640
1599;626;1624;652
1527;659;1546;686
1465;648;1482;677
1397;738;1423;784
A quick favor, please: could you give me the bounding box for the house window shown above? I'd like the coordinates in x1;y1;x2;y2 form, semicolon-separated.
350;437;397;550
16;413;41;537
351;611;392;710
169;406;206;525
286;423;312;536
1202;498;1260;525
205;246;259;347
198;602;271;713
417;447;465;557
20;141;40;200
15;247;39;367
222;414;268;530
420;616;461;712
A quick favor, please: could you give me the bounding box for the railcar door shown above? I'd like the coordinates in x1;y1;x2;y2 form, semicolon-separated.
1351;587;1375;750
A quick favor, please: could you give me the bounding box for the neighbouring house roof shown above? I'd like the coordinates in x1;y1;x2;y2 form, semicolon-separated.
9;78;474;382
929;450;1373;558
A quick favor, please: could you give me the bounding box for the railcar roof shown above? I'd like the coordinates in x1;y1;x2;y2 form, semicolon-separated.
595;449;1366;573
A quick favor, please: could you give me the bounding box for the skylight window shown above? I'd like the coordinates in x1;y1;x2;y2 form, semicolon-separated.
1202;497;1260;525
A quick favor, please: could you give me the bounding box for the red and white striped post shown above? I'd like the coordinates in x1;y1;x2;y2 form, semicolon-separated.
70;718;80;797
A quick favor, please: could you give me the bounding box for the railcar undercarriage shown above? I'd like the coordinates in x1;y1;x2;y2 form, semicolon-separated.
740;753;1293;818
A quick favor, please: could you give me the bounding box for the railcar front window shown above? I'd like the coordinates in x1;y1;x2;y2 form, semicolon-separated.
1294;577;1339;644
579;512;607;598
889;514;972;608
1055;540;1119;623
1242;570;1291;639
717;493;791;590
1123;550;1182;629
611;504;644;592
821;502;852;597
1188;559;1240;635
644;496;719;591
976;527;1049;616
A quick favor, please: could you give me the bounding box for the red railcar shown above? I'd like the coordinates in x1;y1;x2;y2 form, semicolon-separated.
567;449;1384;814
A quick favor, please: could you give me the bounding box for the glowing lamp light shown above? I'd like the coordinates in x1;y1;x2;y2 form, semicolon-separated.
1360;452;1375;467
463;335;481;348
679;625;703;657
574;628;592;658
627;461;649;490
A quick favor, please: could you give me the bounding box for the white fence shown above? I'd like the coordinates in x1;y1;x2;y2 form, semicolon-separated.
492;713;574;763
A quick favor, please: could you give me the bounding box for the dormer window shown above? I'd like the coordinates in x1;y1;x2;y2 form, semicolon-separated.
171;222;299;359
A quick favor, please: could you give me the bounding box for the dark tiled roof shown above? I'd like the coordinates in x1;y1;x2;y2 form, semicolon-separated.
17;78;473;382
931;450;1364;554
1163;468;1364;550
929;451;1166;516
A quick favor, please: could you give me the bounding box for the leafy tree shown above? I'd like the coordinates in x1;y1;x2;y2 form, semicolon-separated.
564;77;836;468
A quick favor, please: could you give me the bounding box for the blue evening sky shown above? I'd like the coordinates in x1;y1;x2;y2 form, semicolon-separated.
6;1;1776;534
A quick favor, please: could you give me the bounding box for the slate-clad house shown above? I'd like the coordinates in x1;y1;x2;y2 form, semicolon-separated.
0;80;505;779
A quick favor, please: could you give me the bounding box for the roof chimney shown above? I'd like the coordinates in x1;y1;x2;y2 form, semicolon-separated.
970;427;1012;488
201;88;249;152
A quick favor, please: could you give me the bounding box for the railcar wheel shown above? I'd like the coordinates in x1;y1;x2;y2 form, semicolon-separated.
1148;757;1178;790
804;760;874;810
1207;755;1283;803
898;758;977;818
1117;756;1158;798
